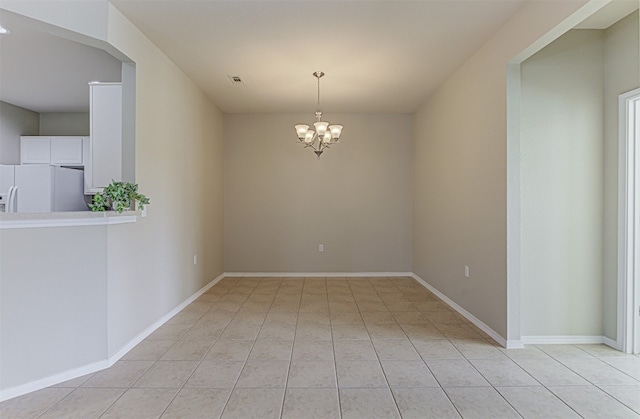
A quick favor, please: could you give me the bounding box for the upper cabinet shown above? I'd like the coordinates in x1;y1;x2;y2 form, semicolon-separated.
85;82;122;194
50;137;84;165
20;137;51;164
21;136;85;166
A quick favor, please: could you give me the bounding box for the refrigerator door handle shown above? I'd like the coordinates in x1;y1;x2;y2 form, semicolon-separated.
6;186;17;212
5;187;12;212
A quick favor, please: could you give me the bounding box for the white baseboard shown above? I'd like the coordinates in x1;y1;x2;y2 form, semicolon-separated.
505;340;525;349
410;273;509;348
1;271;620;402
107;273;226;362
0;273;225;403
0;360;109;403
227;271;520;350
522;335;606;345
223;272;413;278
603;336;619;350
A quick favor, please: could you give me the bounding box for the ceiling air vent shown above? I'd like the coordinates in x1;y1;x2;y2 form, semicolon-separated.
228;75;244;85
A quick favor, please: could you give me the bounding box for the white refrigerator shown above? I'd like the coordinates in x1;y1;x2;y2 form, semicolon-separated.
0;165;87;213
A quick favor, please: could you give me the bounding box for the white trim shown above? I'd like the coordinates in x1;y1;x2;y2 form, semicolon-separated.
504;0;616;357
510;0;614;63
410;273;509;348
0;273;225;403
0;214;137;229
228;271;515;347
223;272;413;278
522;335;607;345
3;270;625;402
0;360;110;403
107;273;226;362
506;62;523;346
618;87;640;354
603;336;618;349
506;340;525;350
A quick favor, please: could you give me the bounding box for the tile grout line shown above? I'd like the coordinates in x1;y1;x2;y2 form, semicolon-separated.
152;304;216;418
507;353;583;418
168;277;250;418
539;352;634;418
229;277;283;417
499;344;599;418
194;278;244;417
454;337;529;418
277;277;302;419
7;276;638;418
593;382;640;414
44;330;174;419
396;281;465;419
370;277;412;419
188;278;252;417
208;277;250;418
394;277;478;419
331;278;361;419
597;358;640;382
95;345;162;418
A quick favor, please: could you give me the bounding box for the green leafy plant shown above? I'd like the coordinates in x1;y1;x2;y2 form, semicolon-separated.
88;180;150;213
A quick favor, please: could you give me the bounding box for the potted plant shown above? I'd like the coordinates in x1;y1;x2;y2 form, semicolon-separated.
88;180;150;213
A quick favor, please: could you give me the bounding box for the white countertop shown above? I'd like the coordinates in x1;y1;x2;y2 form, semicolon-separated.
0;211;139;229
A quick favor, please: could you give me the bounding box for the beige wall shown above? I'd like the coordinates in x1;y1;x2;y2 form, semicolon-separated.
104;3;225;355
413;0;589;340
0;101;39;164
0;226;108;389
0;0;225;392
603;11;640;340
0;0;612;396
518;12;639;339
520;29;605;337
224;113;413;273
39;112;89;136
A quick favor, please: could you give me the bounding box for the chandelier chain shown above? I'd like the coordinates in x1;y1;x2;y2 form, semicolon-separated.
317;75;321;109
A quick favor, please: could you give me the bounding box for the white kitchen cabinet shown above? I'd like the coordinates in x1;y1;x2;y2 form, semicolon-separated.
20;137;51;164
21;136;84;165
85;82;122;194
51;137;84;165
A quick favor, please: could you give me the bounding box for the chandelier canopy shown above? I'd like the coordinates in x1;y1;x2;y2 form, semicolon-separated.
294;71;343;159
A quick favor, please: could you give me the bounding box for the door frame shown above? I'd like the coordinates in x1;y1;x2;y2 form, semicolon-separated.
618;87;640;354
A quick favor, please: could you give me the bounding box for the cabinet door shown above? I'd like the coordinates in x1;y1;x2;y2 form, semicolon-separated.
89;83;122;192
20;137;51;164
51;137;83;165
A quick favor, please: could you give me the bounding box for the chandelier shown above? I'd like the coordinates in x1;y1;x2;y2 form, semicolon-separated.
294;71;343;159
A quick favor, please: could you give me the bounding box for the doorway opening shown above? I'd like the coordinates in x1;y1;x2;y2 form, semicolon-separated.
618;87;640;354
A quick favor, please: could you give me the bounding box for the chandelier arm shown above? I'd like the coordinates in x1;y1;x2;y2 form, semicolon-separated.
305;142;319;152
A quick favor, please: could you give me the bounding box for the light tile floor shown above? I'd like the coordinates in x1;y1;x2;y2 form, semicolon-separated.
2;277;639;418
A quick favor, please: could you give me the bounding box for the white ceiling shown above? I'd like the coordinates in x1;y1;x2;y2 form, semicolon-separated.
1;1;637;115
575;0;638;29
110;0;528;114
0;14;122;113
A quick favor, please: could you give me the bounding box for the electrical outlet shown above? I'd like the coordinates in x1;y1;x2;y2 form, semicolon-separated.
319;244;324;252
464;265;470;278
193;255;198;265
